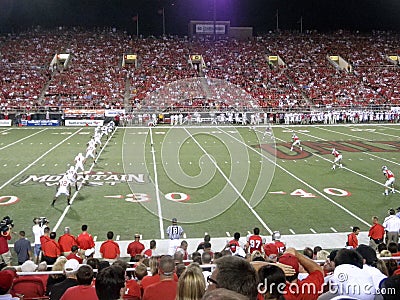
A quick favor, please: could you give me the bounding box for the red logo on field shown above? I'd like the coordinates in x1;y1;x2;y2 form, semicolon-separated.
0;196;20;206
260;140;399;160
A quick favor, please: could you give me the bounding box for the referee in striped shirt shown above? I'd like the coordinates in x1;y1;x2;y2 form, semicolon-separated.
166;218;184;255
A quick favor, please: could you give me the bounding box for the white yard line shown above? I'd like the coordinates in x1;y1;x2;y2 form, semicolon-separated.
0;128;48;150
53;128;116;232
149;127;165;239
0;129;83;191
183;128;274;234
222;127;371;227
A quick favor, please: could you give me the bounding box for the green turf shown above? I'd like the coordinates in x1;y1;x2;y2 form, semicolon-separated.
1;124;399;243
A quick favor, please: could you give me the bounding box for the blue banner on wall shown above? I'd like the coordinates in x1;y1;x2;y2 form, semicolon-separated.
21;120;60;126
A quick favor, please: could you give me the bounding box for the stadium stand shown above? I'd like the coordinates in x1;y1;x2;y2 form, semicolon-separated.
1;28;400;115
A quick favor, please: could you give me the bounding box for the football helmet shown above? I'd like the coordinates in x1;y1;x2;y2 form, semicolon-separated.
272;231;281;241
382;166;387;171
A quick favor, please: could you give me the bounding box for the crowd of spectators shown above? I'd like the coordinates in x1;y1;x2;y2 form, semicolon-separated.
1;28;400;113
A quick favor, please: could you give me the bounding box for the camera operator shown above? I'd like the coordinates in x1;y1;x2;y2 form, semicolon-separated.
32;217;48;264
0;217;14;266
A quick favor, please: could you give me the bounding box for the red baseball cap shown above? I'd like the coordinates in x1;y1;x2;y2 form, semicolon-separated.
264;243;278;257
279;253;299;273
0;270;17;292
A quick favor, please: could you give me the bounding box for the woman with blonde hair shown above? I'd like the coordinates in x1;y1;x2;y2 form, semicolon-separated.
45;256;67;294
176;263;206;300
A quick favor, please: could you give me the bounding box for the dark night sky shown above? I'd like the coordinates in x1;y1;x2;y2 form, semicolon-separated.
0;0;399;35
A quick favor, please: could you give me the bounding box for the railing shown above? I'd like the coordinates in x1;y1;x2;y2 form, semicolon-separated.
2;101;400;116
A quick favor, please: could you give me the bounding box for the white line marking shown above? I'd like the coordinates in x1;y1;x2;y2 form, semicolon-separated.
93;236;97;242
184;127;273;234
149;127;165;239
289;229;296;235
0;129;83;191
116;235;120;241
0;128;47;151
226;232;231;237
226;128;371;227
310;228;317;234
331;227;338;233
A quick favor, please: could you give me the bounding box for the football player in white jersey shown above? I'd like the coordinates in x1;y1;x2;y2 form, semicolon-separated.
85;143;96;161
51;175;71;206
94;132;102;148
290;133;302;151
66;165;78;191
263;123;273;140
74;152;85;172
382;166;395;196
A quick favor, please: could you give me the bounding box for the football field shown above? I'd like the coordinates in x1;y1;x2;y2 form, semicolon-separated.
1;124;399;249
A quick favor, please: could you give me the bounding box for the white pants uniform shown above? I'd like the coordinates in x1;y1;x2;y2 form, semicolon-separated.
292;140;301;147
334;154;343;164
55;182;70;197
75;161;84;172
385;177;395;188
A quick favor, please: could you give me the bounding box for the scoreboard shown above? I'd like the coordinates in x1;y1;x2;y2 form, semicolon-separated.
189;20;230;38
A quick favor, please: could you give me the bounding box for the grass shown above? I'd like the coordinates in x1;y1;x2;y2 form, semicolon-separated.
1;124;399;245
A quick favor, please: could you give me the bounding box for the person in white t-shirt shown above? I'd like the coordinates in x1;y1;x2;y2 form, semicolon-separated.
32;218;45;264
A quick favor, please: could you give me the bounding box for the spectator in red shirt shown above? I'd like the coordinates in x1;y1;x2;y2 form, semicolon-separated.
76;224;95;254
100;231;120;263
40;227;51;259
66;245;83;264
347;226;360;249
60;265;97;300
126;233;145;262
113;260;141;300
279;248;324;300
143;240;157;258
42;232;61;265
142;255;177;300
368;216;385;250
11;260;45;299
0;229;12;266
58;227;77;256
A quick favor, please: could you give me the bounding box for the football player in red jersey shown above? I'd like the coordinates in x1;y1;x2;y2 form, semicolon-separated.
382;166;395;196
245;227;265;254
331;148;343;170
272;231;286;254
